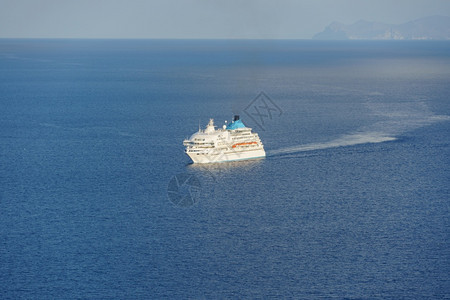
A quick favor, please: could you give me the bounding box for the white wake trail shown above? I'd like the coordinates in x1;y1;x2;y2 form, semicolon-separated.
268;132;396;156
268;101;450;157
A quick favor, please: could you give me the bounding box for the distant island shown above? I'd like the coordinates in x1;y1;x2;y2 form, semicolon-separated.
313;15;450;40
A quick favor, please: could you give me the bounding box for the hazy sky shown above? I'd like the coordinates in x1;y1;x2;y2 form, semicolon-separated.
1;0;449;39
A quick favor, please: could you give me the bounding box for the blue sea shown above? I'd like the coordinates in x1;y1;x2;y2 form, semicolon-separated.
1;39;449;298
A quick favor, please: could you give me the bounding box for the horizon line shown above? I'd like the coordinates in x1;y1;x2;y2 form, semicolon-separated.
1;37;450;41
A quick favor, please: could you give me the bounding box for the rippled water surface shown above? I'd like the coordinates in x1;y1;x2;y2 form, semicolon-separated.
1;39;449;298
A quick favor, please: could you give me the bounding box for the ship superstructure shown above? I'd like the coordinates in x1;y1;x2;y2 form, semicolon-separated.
183;115;266;164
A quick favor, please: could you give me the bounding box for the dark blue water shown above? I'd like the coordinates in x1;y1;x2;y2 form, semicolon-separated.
1;39;449;298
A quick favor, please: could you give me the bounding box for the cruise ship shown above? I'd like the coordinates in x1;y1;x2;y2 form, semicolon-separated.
183;115;266;164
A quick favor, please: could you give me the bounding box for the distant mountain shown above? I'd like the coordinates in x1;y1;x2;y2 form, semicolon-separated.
313;16;450;40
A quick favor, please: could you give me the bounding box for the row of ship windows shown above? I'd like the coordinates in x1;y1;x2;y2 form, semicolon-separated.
233;137;256;141
192;138;254;144
188;141;259;146
188;144;259;149
188;146;257;153
193;134;251;142
186;146;214;149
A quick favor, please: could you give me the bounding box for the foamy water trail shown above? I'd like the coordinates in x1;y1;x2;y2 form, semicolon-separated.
268;101;450;157
269;132;397;156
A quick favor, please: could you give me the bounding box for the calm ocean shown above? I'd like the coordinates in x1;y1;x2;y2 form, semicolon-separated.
0;39;449;298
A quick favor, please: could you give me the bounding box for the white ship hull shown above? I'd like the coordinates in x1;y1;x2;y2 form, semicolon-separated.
187;148;266;164
183;116;266;164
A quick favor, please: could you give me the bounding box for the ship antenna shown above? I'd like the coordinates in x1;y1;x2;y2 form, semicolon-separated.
198;120;200;132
